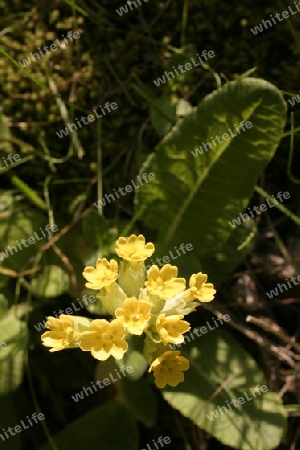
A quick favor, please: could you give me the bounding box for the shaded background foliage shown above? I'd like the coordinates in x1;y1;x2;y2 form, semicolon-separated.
0;0;299;449
1;0;299;211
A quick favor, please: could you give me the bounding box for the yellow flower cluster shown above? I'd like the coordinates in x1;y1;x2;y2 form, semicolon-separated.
41;234;216;388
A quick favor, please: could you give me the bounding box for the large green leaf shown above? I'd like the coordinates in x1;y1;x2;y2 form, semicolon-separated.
41;401;139;450
0;311;28;394
135;77;286;255
201;218;256;286
162;328;287;450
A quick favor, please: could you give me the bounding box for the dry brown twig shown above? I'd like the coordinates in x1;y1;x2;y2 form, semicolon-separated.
202;302;299;367
246;315;300;354
0;265;41;278
51;243;78;293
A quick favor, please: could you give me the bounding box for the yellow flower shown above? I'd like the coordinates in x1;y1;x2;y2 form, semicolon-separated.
188;273;216;302
79;319;128;360
156;314;190;345
82;258;118;290
115;297;152;335
115;234;155;264
145;264;186;300
41;315;77;352
149;350;190;388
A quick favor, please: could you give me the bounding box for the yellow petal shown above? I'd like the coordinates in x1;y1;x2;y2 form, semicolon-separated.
41;314;76;352
149;350;190;389
115;234;155;263
145;264;186;300
115;298;152;335
82;259;118;290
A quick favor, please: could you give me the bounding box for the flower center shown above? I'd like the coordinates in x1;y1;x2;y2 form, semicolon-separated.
105;333;114;341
